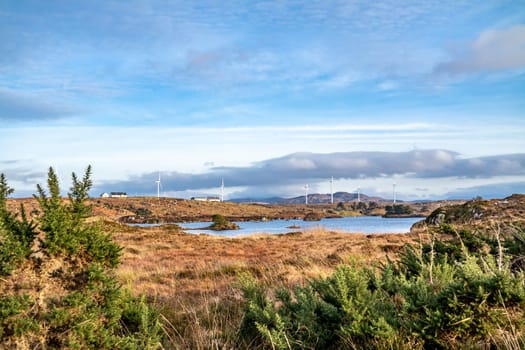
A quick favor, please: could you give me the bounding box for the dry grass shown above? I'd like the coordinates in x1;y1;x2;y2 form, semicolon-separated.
109;223;421;348
113;224;418;298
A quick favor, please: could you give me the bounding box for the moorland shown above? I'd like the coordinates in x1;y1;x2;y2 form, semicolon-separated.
1;170;524;349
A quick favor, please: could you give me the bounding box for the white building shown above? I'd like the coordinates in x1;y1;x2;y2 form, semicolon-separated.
191;196;221;202
111;192;127;198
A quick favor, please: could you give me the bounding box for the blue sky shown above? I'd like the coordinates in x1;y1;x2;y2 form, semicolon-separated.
1;0;524;200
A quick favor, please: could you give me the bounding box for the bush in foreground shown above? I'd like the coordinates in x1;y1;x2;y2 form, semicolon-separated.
0;167;162;349
239;225;525;349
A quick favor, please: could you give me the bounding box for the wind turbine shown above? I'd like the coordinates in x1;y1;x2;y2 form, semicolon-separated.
156;173;161;199
330;177;334;204
220;177;224;202
357;187;361;202
393;182;397;205
304;184;309;205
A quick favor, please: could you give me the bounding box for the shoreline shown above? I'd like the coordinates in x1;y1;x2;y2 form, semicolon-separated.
125;215;424;237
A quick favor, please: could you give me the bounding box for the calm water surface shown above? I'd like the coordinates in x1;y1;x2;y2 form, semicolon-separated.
135;216;423;237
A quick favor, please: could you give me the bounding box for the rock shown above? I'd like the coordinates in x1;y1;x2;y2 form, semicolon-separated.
208;222;240;231
303;212;322;221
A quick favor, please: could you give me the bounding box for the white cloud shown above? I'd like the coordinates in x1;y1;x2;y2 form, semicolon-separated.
286;157;317;170
435;25;525;75
472;25;525;70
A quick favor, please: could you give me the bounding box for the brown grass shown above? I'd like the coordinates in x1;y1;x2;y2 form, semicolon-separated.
109;222;421;348
113;224;419;297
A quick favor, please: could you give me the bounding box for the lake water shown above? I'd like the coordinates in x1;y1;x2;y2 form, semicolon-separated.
135;216;423;237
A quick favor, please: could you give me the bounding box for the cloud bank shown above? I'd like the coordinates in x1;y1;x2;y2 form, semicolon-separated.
98;150;525;197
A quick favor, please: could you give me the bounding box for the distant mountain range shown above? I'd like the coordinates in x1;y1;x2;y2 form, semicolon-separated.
230;191;389;204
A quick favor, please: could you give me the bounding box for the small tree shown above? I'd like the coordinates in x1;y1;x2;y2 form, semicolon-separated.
0;167;162;349
209;214;239;230
212;214;228;226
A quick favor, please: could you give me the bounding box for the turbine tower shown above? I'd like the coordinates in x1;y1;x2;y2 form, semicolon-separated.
220;177;225;202
330;177;334;204
393;182;397;205
156;173;161;199
357;187;361;202
304;184;309;205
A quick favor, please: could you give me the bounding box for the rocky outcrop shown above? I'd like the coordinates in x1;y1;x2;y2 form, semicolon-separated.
303;212;322;221
208;221;240;231
423;194;525;228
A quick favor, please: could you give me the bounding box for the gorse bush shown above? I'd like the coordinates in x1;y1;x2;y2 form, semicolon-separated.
0;166;163;349
212;214;229;226
209;213;240;230
35;167;121;267
239;225;525;349
384;204;413;216
0;174;37;275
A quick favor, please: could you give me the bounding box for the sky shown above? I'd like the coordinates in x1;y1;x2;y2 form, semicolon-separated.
1;0;524;200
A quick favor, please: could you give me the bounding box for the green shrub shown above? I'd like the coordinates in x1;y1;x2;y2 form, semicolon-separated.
209;214;239;230
0;167;163;349
0;174;37;275
239;226;525;349
212;214;228;226
385;204;413;216
0;295;37;338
